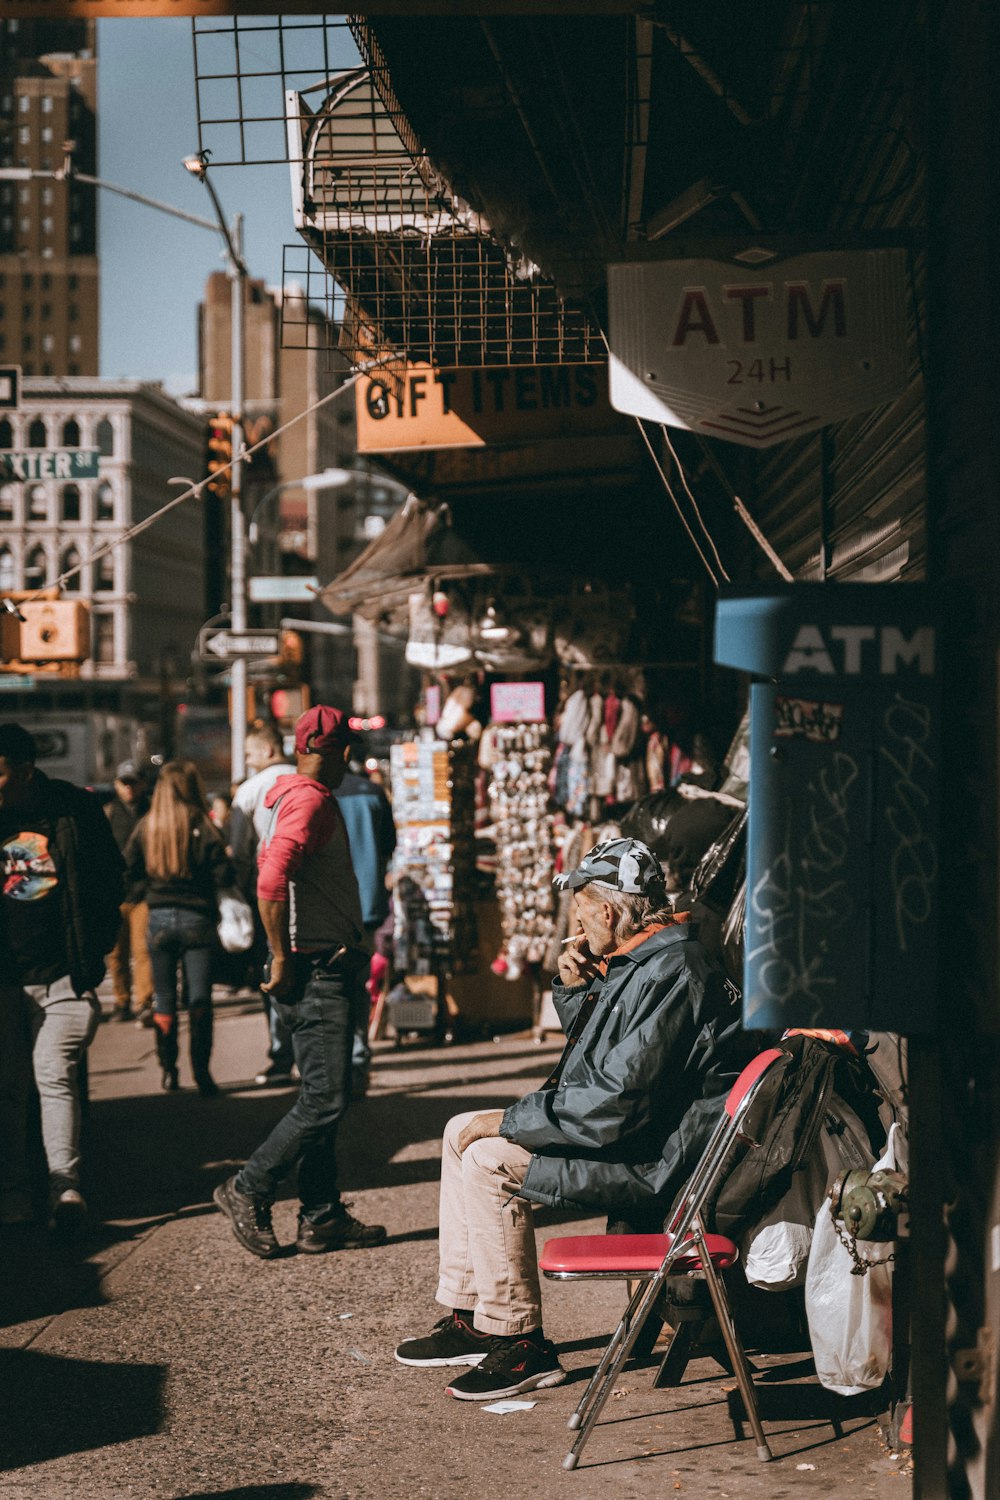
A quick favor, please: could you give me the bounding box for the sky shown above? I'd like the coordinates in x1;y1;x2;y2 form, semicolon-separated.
96;18;356;394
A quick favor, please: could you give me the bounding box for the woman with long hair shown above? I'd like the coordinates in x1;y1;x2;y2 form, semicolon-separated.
125;761;233;1094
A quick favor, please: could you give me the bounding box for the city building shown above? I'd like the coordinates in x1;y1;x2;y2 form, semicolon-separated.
0;378;207;780
0;18;98;376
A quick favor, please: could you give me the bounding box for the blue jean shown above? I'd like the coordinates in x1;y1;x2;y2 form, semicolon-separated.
237;949;365;1224
147;907;215;1017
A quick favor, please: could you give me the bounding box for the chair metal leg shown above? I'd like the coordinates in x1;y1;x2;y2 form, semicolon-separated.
563;1275;666;1469
695;1222;772;1461
566;1277;650;1433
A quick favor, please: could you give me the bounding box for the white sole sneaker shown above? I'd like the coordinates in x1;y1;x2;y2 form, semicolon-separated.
394;1349;490;1368
445;1366;567;1401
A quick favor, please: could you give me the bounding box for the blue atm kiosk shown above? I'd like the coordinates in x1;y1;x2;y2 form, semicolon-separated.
714;585;939;1034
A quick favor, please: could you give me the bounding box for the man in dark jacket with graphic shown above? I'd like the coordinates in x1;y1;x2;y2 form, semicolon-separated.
394;837;752;1401
0;723;124;1229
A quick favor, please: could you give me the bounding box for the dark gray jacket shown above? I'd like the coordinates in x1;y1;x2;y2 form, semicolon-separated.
500;923;752;1215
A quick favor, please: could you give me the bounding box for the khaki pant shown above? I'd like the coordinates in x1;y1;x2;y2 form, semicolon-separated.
435;1110;541;1337
106;901;153;1011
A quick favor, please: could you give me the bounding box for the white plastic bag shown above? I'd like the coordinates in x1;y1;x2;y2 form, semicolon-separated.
217;887;255;954
745;1220;815;1290
804;1132;897;1395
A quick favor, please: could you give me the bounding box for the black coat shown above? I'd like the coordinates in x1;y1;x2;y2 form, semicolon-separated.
14;774;125;994
501;923;756;1215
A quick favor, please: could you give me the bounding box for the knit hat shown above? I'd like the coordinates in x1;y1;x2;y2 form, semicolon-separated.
553;837;666;897
294;704;351;756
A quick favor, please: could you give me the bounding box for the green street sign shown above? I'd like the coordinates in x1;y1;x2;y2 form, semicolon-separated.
0;449;101;481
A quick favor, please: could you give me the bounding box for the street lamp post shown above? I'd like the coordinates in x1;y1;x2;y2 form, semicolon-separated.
182;151;251;782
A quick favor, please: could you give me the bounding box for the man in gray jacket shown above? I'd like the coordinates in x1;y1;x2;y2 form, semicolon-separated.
394;837;751;1402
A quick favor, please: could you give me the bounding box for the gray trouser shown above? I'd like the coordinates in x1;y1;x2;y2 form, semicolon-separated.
0;976;99;1200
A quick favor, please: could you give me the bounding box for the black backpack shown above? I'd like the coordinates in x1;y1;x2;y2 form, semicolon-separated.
709;1033;885;1242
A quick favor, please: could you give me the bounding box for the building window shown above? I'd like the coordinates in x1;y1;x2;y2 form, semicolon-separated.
18;127;28;145
24;544;46;585
0;418;12;447
42;97;53;115
61;418;80;447
61;546;81;590
18;95;28;114
68;303;78;322
0;547;15;591
69;334;81;353
68;274;77;291
41;217;53;236
93;612;115;665
94;552;115;592
0;483;15;522
41;333;54;353
27;484;47;521
40;302;51;320
41;127;52;144
27;417;46;447
68;362;78;376
22;336;32;354
22;302;32;319
95;480;115;521
96;418;114;457
61;484;81;521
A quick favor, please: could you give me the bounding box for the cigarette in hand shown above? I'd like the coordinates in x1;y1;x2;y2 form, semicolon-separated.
561;934;585;945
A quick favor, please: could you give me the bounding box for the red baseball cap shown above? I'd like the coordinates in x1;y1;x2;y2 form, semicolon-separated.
294;704;351;756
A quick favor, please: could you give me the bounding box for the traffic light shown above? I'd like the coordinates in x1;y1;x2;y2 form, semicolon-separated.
270;685;311;726
279;629;304;674
205;412;233;500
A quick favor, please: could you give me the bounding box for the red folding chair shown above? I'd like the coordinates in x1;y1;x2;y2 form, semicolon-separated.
539;1046;790;1470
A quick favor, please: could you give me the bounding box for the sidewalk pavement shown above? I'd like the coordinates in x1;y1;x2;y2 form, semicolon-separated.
0;990;913;1500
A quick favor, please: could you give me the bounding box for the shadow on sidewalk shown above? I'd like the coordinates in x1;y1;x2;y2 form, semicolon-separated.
82;1083;540;1223
177;1488;320;1500
0;1347;166;1470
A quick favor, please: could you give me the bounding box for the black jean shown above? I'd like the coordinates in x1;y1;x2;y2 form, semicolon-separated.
236;949;365;1224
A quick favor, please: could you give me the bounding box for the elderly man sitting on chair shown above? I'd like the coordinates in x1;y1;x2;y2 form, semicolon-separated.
394;837;753;1401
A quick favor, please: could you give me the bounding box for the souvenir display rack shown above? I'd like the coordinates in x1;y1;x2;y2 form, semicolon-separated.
390;738;478;975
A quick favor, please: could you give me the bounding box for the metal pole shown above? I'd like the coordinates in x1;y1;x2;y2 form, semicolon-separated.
229;212;248;784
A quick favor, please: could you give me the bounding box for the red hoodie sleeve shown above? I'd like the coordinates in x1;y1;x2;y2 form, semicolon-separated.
257;783;340;902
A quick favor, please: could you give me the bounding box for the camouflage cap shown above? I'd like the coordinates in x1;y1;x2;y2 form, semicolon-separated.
553;837;666;897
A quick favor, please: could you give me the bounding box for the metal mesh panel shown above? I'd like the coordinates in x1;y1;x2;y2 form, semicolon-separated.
192;15;361;168
192;14;601;370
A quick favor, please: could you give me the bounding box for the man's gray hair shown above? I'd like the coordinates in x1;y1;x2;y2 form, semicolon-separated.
584;880;674;946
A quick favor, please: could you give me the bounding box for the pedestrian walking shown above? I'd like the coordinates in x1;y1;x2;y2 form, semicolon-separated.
334;753;396;1094
124;760;233;1096
103;759;154;1024
229;722;296;1084
214;704;386;1259
0;722;124;1230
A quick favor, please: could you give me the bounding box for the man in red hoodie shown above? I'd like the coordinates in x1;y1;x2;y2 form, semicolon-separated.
213;705;387;1258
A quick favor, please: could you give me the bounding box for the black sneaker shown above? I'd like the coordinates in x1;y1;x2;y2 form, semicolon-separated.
395;1312;496;1368
295;1210;387;1255
213;1174;281;1259
445;1334;567;1401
